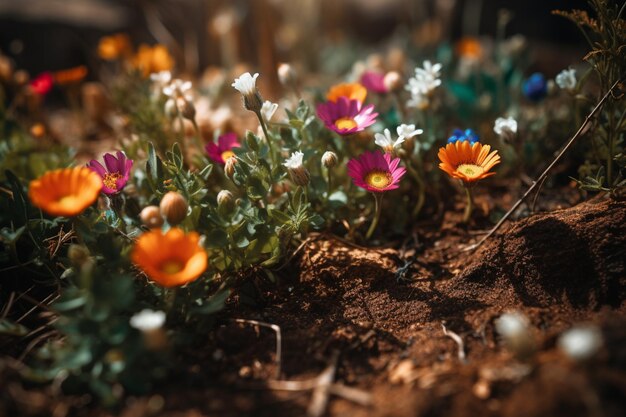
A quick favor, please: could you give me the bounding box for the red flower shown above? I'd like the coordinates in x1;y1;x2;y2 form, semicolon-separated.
30;72;54;95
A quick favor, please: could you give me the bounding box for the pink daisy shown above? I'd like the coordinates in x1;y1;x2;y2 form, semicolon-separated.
347;151;406;193
316;97;378;136
87;151;133;195
360;71;388;94
205;132;240;165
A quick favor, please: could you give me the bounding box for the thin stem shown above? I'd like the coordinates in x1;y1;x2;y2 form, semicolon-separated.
406;159;425;218
462;186;473;224
255;110;278;166
365;193;383;240
326;167;332;201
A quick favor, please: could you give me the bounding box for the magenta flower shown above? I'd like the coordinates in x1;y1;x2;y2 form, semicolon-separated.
347;151;406;193
30;72;54;96
316;97;378;136
87;151;133;195
360;71;388;94
205;132;240;165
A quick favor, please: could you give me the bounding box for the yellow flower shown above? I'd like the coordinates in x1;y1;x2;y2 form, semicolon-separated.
438;141;500;183
326;82;367;104
28;167;102;217
131;228;207;288
98;34;132;60
133;44;174;77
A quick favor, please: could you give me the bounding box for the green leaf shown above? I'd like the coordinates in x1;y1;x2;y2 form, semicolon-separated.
205;229;228;248
5;170;28;225
146;142;164;193
192;288;231;315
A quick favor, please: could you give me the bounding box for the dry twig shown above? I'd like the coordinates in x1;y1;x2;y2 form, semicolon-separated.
232;318;282;379
442;322;466;362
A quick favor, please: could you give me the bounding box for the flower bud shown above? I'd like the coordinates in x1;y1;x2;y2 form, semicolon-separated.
30;123;46;139
383;71;402;92
68;244;90;267
177;97;196;121
495;312;536;360
0;55;13;83
224;157;237;180
140;205;164;229
284;151;310;187
321;151;338;168
159;191;188;225
217;190;235;213
277;63;297;87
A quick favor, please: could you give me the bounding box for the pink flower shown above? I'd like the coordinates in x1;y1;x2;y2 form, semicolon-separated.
347;151;406;193
205;132;240;165
87;151;133;195
360;71;388;94
30;72;54;96
316;97;378;136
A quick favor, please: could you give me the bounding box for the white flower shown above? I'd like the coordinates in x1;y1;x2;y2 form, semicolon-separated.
150;71;172;87
493;117;518;141
374;129;404;153
130;309;166;332
406;92;429;110
495;312;529;339
261;100;278;122
232;72;259;96
283;151;304;169
396;124;423;141
555;68;577;90
421;60;442;79
163;79;193;101
558;325;602;361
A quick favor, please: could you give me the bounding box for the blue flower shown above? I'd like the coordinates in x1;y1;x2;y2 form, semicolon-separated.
522;73;548;102
447;128;479;144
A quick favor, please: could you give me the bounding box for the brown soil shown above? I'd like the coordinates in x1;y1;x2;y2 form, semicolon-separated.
2;198;626;417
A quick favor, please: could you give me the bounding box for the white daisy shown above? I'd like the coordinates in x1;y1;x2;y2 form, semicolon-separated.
163;79;193;101
150;71;172;87
130;309;166;332
493;117;518;141
283;151;304;169
232;72;259;96
375;128;405;153
396;124;423;141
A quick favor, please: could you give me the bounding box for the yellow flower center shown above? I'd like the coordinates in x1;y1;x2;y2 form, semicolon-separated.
103;172;122;191
58;195;79;207
221;150;235;162
335;117;357;130
365;170;392;189
160;260;184;274
456;164;485;180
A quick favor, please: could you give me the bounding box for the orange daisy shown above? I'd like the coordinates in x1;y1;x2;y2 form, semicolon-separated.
132;44;174;77
438;141;501;184
98;33;132;60
455;37;483;60
131;228;207;288
29;167;103;217
326;82;367;104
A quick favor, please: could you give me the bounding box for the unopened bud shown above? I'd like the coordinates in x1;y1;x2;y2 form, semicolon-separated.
224;157;237;180
383;71;403;92
159;191;188;225
0;55;13;83
244;91;263;113
68;244;90;267
321;151;338;168
288;167;310;187
140;205;164;229
277;63;297;87
177;97;196;121
217;190;235;213
30;123;46;138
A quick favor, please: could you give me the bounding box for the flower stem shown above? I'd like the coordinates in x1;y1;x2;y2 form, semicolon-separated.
365;193;383;240
255;110;278;166
462;186;473;224
326;167;332;202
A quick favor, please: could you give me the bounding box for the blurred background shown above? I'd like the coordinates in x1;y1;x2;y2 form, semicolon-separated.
0;0;589;86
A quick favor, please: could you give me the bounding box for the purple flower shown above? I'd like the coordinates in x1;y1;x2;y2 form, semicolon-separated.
360;71;388;94
347;151;406;193
205;132;240;165
87;151;133;195
316;97;378;136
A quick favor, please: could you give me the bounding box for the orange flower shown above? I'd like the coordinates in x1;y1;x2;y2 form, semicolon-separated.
132;44;174;76
326;82;367;103
455;37;483;60
438;141;501;183
98;34;132;60
29;167;103;217
54;66;88;85
131;228;207;288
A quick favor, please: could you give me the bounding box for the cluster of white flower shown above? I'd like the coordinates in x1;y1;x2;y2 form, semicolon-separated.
555;68;577;91
375;124;423;154
405;61;442;110
493;116;518;142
